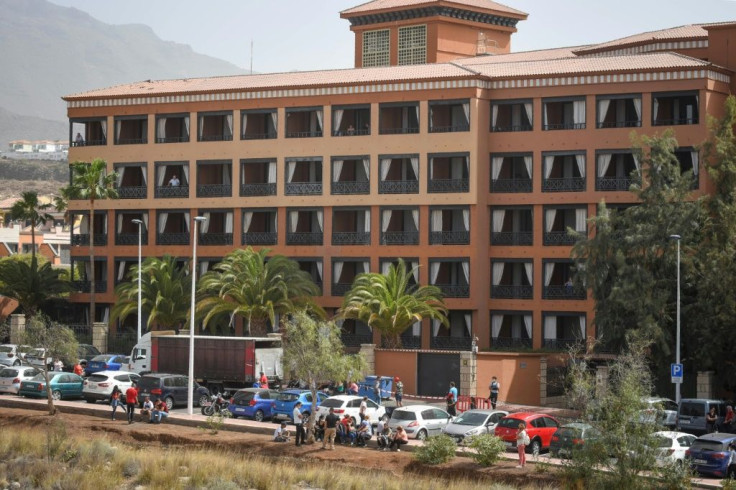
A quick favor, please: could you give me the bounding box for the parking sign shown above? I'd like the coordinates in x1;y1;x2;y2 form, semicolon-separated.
671;363;683;384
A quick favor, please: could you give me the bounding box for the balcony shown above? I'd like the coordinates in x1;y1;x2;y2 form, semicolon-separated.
332;180;369;194
652;92;699;126
542;98;586;130
596;96;642;128
155;114;190;143
197;161;232;198
491;231;533;246
155;185;189;198
675;149;700;190
333;260;369;297
543;338;582;350
331;231;370;245
341;333;373;347
287;210;323;245
542;154;586;192
543;285;586;300
156;212;190;245
72;280;107;293
491;285;533;299
429;208;469;245
430;336;472;351
379;103;419;135
285;159;322;196
435;284;470;298
70;119;107;147
157;233;189;245
197;112;233;141
378;180;418;194
154;164;189;198
381;209;418;245
199;233;232;246
378;156;419;194
115;213;147;246
71;234;107;247
115;232;146;246
198;211;234;246
114;116;147;145
332;158;370;195
332;283;353;297
543;208;587;245
332;105;370;136
428;100;469;133
491;155;532;193
429;231;469;245
492;337;533;350
296;260;323;295
242;210;277;246
379;231;417;245
429;154;469;193
491;101;532;132
431;261;470;298
115;165;147;199
240;160;276;197
242;231;277;245
286;232;321;245
241;110;277;140
596;153;639;191
285;107;323;138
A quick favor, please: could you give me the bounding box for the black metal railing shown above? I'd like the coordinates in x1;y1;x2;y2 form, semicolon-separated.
156;136;189;143
428;179;469;193
286;130;323;138
430;336;472;351
543;285;587;300
543;231;583;246
116;137;147;145
285;182;322;196
491;179;532;193
434;283;470;298
242;132;277;140
379;127;419;135
595;177;637;191
543;338;584;350
198;134;233;142
115;233;148;246
429;231;470;245
398;335;421;349
155;185;189;198
653;117;698;126
381;231;419;245
71;139;106;147
543;123;586;130
286;232;323;245
199;233;233;246
332;232;370;245
491;231;533;246
332;180;370;195
107;331;137;357
332;128;370;137
596;120;641;129
72;280;107;293
492;337;533;350
491;124;533;132
240;183;276;196
429;124;470;133
378;180;419;194
197;184;232;198
332;283;353;297
542;177;586;192
242;232;277;245
157;232;189;245
341;333;373;347
69;324;93;345
491;285;533;299
71;234;107;247
117;186;147;199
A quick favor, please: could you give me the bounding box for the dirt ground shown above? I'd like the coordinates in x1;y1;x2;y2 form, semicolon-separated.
0;407;559;488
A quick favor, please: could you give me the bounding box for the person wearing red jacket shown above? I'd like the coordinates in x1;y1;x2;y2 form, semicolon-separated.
125;382;138;424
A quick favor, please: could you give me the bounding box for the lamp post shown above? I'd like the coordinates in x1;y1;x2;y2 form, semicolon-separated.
131;219;143;342
187;216;207;416
670;234;681;405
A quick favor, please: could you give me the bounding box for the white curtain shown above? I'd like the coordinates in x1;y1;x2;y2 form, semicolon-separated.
241;113;248;136
492;209;505;233
545;209;557;232
523;315;532;339
412;321;421;337
116;166;126;187
410;156;419;180
100;120;107;139
287;162;296;183
633;98;642;122
381;210;391;233
243;211;253;233
462;209;469;232
411;260;419;283
270;112;277;134
414;105;419;126
183;116;190;137
573;100;585;125
333;262;344;284
364;210;370;233
183;212;191;233
182;165;189;186
157;166;166;187
362;158;370;180
103;307;109;325
523;155;532;179
268;162;276;184
491;105;499;127
461;261;469;284
225;213;233;234
158;212;168;234
491;157;503;181
597;154;613;178
316;261;323;281
491;315;503;339
200;212;211;234
544;316;557;340
116;214;123;233
157;117;166;140
380;158;391;181
543;103;549;127
492;263;504;286
141;166;147;185
691;150;699;176
523;103;533;126
653;99;659;121
464;314;472;337
575;209;587;233
317;110;323;132
382;261;391;275
524;263;533;286
430;262;440;284
142;213;148;230
362;261;370;274
198;115;205;139
332;160;343;182
223;165;231;185
597;99;611;125
579;315;586;339
289;211;298;233
432;319;441;337
117;260;126;282
411;209;419;232
462;102;470;125
225;114;233;139
544;156;555;179
431;210;443;232
316;211;323;232
544;262;555;287
84;261;92;281
632;152;641;171
200;261;209;276
575;154;585;178
333;109;344;133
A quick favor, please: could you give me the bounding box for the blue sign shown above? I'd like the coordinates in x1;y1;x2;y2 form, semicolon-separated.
671;363;683;383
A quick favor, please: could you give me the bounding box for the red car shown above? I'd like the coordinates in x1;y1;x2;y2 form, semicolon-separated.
494;412;560;455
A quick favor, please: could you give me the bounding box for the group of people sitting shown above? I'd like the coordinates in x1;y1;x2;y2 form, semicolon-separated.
110;386;169;424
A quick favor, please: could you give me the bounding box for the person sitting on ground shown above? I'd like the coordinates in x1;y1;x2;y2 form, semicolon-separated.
341;414;357;445
389;425;409;452
357;414;373;447
274;422;291;442
376;416;392;451
315;415;326;442
151;398;169;424
140;396;154;422
348;380;359;395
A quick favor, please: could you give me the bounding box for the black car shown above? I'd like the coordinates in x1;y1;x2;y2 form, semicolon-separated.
136;373;209;410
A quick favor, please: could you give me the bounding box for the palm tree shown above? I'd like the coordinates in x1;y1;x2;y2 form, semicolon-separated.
111;255;191;331
338;259;448;348
9;191;53;265
0;257;71;320
197;247;323;336
66;158;118;328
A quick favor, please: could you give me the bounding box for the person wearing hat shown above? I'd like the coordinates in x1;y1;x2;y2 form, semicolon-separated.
394;376;404;407
274;421;290;442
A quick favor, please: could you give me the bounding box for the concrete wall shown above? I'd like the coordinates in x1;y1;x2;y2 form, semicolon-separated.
374;349;418;395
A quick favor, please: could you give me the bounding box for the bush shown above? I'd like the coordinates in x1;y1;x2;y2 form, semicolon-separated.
464;434;506;467
414;434;457;465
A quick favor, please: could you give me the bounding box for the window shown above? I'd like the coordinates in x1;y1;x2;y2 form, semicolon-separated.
398;25;427;65
363;29;390;67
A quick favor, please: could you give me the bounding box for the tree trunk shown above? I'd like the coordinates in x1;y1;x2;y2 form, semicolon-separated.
30;223;36;265
88;201;95;329
383;332;403;349
307;384;317;444
44;366;56;415
249;317;269;337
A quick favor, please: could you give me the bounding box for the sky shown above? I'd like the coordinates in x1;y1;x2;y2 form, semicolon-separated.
48;0;736;74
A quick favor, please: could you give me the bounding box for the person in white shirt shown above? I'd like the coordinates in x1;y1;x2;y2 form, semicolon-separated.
53;358;64;372
357;414;373;447
293;401;306;446
168;174;180;187
140;396;154;422
359;396;368;422
274;422;290;442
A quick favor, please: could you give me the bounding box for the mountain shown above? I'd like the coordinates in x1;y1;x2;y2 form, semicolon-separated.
0;107;67;148
0;0;247;128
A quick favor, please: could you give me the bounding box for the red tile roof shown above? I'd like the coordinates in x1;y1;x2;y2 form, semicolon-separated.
454;45;585;65
573;24;715;56
341;0;527;18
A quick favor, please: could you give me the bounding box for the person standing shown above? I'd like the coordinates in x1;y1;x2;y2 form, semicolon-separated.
706;406;719;434
374;378;382;406
73;362;84;376
168;174;180;187
359;396;368;422
293;401;306;446
489;376;500;409
394;377;404;407
259;371;269;389
53;358;64;372
446;381;458;416
110;386;122;421
323;407;339;450
516;422;529;468
125;382;139;424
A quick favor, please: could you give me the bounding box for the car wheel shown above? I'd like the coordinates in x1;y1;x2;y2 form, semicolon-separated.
417;429;428;441
164;396;175;411
12;360;20;366
198;394;209;407
527;439;541;456
254;410;265;422
51;390;62;401
85;397;96;404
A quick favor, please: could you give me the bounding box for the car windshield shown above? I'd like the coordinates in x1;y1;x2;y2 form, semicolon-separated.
558;427;583;438
137;377;161;390
0;368;18;377
391;410;417;421
91;355;114;362
452;412;488;426
278;393;299;402
691;440;727;452
653;435;672;448
497;417;522;429
87;374;109;383
31;373;47;381
320;399;345;408
0;346;13;353
233;391;255;404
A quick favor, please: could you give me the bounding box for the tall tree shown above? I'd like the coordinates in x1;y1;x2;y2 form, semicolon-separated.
197;247;323;336
0;256;71;320
9;191;53;265
111;255;191;331
64;159;118;328
338;259;447;348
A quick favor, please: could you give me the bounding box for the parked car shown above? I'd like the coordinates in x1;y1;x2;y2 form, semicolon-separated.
651;431;696;467
443;409;508;444
549;423;600;458
316;395;387;426
0;366;40;394
77;344;101;367
228;388;280;421
84;354;129;376
678;399;727;435
136;373;210;411
495;412;560;455
24;348;53;370
18;372;84;400
82;370;140;403
0;344;32;367
388;405;452;440
686;432;736;478
273;390;328;422
639;397;679;428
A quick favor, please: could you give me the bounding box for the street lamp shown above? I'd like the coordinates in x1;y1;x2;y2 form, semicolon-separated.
131;219;143;343
187;215;207;416
670;234;682;405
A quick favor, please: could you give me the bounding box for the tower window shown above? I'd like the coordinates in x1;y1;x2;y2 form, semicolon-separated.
363;29;390;67
398;25;427;65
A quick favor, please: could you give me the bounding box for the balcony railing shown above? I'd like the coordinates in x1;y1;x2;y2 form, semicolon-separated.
429;231;470;245
653;118;698;126
332;180;370;195
286;232;323;245
199;233;233;246
543;338;584;350
491;285;533;299
198;134;233;142
395;335;421;349
115;233;148;246
543;123;586;130
491;124;533;132
597;120;641;129
242;132;276;140
285;182;322;196
381;231;419;245
286;131;322;138
379;127;419;135
595;177;637;191
434;283;470;298
116;137;147;145
542;178;586;192
72;280;107;293
156;136;189;143
341;333;373;347
332;283;353;297
491;179;532;193
492;337;533;350
332;232;370;245
430;336;472;351
378;180;419;194
428;179;469;193
71;234;107;247
491;231;533;246
117;186;147;199
71;139;106;147
429;124;469;133
332;128;370;137
155;186;189;198
543;231;582;246
197;184;232;198
157;232;189;245
242;232;277;245
543;285;587;300
240;183;276;196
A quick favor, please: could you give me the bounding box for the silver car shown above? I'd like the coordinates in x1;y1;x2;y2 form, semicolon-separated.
443;409;509;444
0;344;31;367
388;405;453;440
0;366;40;394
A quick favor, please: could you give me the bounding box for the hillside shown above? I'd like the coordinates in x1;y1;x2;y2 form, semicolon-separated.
0;0;246;131
0;158;68;200
0;107;68;149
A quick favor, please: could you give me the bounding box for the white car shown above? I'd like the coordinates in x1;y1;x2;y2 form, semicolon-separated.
0;366;41;394
25;348;53;370
388;405;453;440
652;431;696;466
315;395;386;425
83;370;141;403
0;344;31;367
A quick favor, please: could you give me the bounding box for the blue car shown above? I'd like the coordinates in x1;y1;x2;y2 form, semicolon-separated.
272;389;328;422
18;372;84;400
84;354;129;376
229;388;280;422
687;432;736;478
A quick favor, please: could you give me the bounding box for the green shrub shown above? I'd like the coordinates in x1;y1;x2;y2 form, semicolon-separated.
414;434;457;465
464;434;506;467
